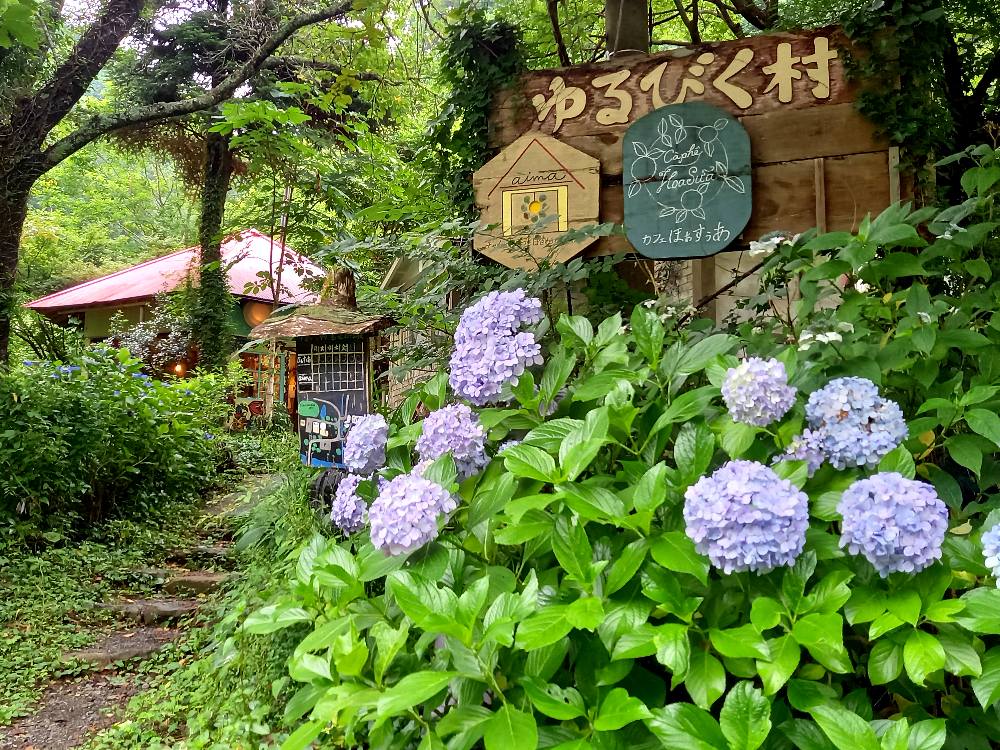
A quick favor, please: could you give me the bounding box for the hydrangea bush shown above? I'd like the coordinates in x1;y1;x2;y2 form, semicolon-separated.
245;164;1000;750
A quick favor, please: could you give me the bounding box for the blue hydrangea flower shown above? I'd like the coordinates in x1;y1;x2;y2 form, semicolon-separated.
683;460;809;574
983;523;1000;585
331;474;368;534
805;377;907;468
837;473;947;577
449;289;544;405
497;439;522;455
722;357;796;427
774;429;825;477
369;472;457;555
416;403;488;480
343;414;389;474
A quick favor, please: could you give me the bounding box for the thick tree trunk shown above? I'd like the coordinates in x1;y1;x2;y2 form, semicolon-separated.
191;131;235;371
605;0;649;56
0;172;39;366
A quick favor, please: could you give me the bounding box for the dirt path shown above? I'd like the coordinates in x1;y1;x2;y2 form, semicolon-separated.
0;475;275;750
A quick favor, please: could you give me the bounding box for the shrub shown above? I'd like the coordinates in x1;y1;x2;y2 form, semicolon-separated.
244;151;1000;750
0;346;226;536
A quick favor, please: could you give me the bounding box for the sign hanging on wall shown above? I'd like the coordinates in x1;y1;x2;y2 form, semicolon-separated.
623;102;752;258
473;132;601;269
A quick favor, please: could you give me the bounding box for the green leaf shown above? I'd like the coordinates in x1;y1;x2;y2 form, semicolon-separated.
757;635;800;695
557;314;593;347
965;408;1000;447
633;462;668;513
810;704;881;750
945;434;982;476
551;516;593;585
517;606;572;650
631;305;665;365
792;613;852;673
955;588;1000;633
243;603;313;634
878;447;915;479
971;648;1000;708
388;572;462;638
673;422;716;482
710;624;770;660
650;531;709;585
374;671;455;724
907;719;946;750
886;590;921;626
750;597;784;631
565;596;604;630
646;704;727;750
655;386;719;427
719;682;771;750
484;704;537;750
677;334;738;374
469;472;517;527
653;623;691;677
779;718;838;750
937;626;982;677
371;621;409;685
868;637;903;685
685;649;726;709
903;630;945;685
593;687;653;731
720;418;756;458
612;624;658;660
519;677;586;720
504;444;557;483
604;539;648;595
279;720;323;750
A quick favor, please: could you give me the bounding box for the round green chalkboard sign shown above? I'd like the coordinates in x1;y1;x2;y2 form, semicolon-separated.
623;102;752;259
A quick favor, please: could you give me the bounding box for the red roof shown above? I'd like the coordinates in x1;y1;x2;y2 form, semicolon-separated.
27;229;324;312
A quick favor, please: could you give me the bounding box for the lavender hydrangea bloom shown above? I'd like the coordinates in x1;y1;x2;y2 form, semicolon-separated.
449;289;544;405
331;474;368;534
416;403;488;480
838;473;947;577
722;357;797;427
805;377;907;469
774;429;825;477
497;439;522;455
983;523;1000;585
343;414;389;474
684;460;809;574
369;472;457;555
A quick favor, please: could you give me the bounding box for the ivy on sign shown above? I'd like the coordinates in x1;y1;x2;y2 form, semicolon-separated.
623;102;752;259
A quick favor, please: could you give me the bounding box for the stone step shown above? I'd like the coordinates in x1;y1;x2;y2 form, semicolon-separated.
166;544;236;569
163;571;229;596
94;598;199;625
62;627;180;669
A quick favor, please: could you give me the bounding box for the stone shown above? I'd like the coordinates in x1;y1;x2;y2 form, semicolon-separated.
62;627;179;669
94;598;199;625
163;571;228;596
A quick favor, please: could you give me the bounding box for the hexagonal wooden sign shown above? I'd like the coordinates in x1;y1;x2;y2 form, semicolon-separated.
473;133;601;269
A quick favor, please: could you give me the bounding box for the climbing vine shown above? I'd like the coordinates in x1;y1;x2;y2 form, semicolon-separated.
842;0;954;192
428;14;524;217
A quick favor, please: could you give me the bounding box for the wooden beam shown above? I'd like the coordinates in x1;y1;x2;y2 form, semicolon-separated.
814;157;827;233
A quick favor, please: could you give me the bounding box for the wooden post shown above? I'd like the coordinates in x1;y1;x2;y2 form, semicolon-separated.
605;0;649;56
813;157;827;233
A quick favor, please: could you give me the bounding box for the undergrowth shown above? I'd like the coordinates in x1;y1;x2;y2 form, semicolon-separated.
81;467;323;749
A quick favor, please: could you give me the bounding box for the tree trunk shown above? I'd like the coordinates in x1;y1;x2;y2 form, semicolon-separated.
0;177;36;366
191;130;235;371
605;0;649;56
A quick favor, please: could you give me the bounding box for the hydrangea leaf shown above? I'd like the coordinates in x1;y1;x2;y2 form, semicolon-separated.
653;623;691;677
516;606;573;651
903;630;945;685
646;703;726;750
808;704;881;750
373;671;456;726
604;538;648;595
504;444;557;483
954;588;1000;634
519;677;586;720
684;650;726;709
593;687;652;731
907;719;947;750
792;613;852;673
719;681;771;750
483;704;537;750
970;648;1000;708
650;531;709;585
757;636;800;695
710;625;770;660
867;638;903;685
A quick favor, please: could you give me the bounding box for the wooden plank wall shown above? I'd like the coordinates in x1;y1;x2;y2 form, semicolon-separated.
487;28;898;317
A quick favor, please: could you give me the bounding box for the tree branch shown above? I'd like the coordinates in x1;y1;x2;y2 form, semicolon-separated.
546;0;571;66
262;55;384;81
42;2;353;169
972;49;1000;110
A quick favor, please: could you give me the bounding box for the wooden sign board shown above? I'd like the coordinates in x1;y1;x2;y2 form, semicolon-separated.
487;27;899;268
473;132;601;269
624;102;752;258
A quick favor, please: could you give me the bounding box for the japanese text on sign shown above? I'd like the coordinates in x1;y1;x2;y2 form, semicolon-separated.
531;36;837;133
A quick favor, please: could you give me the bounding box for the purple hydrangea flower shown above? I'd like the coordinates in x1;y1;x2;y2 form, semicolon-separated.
722;357;796;427
416;403;488;480
805;377;907;469
984;523;1000;585
331;474;368;534
369;472;457;555
449;289;544;405
343;414;389;474
497;439;522;455
837;473;947;577
684;460;809;574
774;429;825;477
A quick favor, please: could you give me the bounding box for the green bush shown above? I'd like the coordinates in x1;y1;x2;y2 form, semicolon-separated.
0;346;227;537
243;150;1000;750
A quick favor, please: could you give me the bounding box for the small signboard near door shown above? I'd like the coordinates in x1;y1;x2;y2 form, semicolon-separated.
295;336;370;467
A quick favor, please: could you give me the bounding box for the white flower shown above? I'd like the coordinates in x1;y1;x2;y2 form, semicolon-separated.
854;280;871;293
642;299;657;308
749;238;781;256
917;312;932;324
797;330;815;351
752;326;764;334
816;332;843;344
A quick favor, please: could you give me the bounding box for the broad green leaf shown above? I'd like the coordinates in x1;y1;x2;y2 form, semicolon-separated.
710;624;770;660
646;704;727;750
504;444;557;483
374;671;455;724
371;621;409;685
903;630;945;686
484;704;537;750
613;625;658;660
965;408;1000;447
937;626;982;677
520;677;586;720
886;590;921;626
750;596;784;631
955;587;1000;634
632;462;668;513
517;606;572;650
868;638;903;685
593;687;653;731
551;515;593;585
685;649;726;709
757;635;800;695
907;719;946;750
971;648;1000;708
650;531;709;585
565;596;604;630
279;720;323;750
469;472;517;527
810;704;881;750
720;418;756;457
388;572;462;638
604;538;648;595
792;613;852;673
631;305;665;365
654;623;691;677
719;681;771;750
243;603;313;634
677;334;738;375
